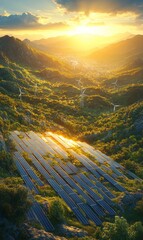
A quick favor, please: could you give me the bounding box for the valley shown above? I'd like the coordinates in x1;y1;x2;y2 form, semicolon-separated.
0;34;143;240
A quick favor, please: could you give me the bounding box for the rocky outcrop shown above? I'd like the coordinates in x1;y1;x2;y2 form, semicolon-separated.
25;226;67;240
56;224;87;238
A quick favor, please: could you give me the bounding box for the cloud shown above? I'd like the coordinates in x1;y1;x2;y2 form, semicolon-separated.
0;12;69;30
54;0;143;14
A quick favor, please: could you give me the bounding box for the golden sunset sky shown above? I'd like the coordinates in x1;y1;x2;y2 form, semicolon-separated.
0;0;143;42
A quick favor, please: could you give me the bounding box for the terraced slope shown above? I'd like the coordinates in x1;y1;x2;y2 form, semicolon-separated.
10;131;142;228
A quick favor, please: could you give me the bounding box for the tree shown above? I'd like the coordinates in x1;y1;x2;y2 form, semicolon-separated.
135;199;143;216
49;199;65;223
128;222;143;240
101;216;129;240
0;151;15;173
0;180;31;223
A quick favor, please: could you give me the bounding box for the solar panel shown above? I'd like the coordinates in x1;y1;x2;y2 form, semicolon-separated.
10;132;31;154
47;132;70;149
97;184;115;199
12;131;139;228
43;136;68;159
15;159;26;176
48;179;62;193
91;186;114;206
60;163;73;174
78;203;102;226
15;160;39;194
22;175;39;194
97;200;116;216
54;165;68;177
32;202;54;231
126;170;142;181
63;184;73;194
58;190;77;209
66;162;78;173
69;193;83;204
30;154;51;181
14;152;43;186
90;204;105;217
62;175;104;216
79;173;95;187
33;154;67;186
72;208;89;225
68;149;126;193
85;188;101;201
114;183;126;192
27;208;37;221
28;131;56;155
110;166;125;177
72;175;86;188
77;142;104;164
89;169;101;178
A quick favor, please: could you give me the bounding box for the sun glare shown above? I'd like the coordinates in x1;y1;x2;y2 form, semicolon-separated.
68;24;114;37
72;25;95;35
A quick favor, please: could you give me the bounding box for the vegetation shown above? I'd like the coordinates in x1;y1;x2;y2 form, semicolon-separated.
0;35;143;239
0;178;31;223
97;216;143;240
0;150;16;176
49;198;66;223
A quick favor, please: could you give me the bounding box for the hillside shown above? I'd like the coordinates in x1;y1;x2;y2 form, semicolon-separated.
0;35;143;240
0;35;63;69
26;32;132;57
90;35;143;68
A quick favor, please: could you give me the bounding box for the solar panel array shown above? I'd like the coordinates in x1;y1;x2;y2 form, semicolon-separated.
10;130;142;229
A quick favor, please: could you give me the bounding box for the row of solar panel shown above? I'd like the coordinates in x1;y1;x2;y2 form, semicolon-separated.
11;132;114;222
14;158;54;231
69;149;126;192
27;202;54;231
12;131;141;228
31;152;101;225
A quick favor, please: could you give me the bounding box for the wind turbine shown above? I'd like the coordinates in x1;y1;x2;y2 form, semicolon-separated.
19;88;24;101
111;103;120;112
112;79;118;89
79;89;87;108
76;78;83;89
71;60;78;69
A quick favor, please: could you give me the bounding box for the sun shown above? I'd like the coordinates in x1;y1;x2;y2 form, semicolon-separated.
72;25;95;35
68;24;112;37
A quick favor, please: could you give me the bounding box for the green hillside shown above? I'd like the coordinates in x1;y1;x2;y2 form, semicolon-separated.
0;35;143;240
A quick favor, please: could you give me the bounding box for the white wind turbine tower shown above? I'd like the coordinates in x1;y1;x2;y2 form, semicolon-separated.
71;60;78;70
111;103;120;112
79;89;87;108
76;78;83;89
112;79;118;89
19;88;24;101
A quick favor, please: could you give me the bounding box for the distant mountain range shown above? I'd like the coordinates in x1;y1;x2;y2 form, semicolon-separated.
89;35;143;68
23;34;143;71
24;32;133;57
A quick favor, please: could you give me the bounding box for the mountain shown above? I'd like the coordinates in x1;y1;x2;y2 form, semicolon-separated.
90;35;143;68
0;35;62;69
25;32;133;57
0;34;143;240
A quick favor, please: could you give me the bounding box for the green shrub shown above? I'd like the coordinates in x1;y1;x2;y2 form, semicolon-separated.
49;198;65;223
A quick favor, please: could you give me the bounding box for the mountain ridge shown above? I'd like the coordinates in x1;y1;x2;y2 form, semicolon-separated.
89;35;143;67
0;35;62;69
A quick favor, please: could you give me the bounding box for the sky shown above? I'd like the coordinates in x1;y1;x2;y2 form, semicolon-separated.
0;0;143;40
